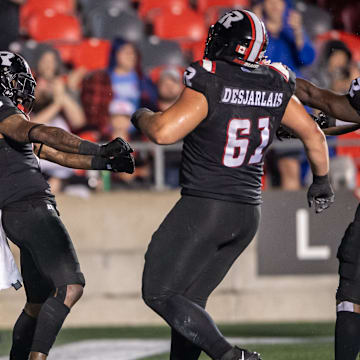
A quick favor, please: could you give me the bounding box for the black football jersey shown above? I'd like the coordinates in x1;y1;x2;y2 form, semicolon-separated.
180;59;296;204
0;96;51;207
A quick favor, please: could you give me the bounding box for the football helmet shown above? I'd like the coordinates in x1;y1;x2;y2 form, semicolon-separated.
204;10;268;68
0;51;36;113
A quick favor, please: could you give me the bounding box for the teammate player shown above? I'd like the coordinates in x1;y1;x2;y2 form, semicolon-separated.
293;76;360;360
131;10;334;360
0;51;134;360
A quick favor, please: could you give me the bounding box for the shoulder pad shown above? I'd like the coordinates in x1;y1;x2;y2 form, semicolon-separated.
183;60;216;95
267;62;296;94
347;77;360;115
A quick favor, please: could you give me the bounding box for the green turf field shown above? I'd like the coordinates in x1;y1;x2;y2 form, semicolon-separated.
0;322;338;359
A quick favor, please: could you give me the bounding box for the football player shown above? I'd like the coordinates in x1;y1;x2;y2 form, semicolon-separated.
0;51;134;360
131;10;334;360
294;76;360;360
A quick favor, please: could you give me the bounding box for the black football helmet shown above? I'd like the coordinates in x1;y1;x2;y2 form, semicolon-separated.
0;51;36;113
204;10;268;68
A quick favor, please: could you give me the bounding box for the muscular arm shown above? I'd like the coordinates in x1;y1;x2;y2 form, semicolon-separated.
323;124;360;136
281;96;329;176
34;144;93;169
134;87;208;145
0;113;97;154
295;78;360;123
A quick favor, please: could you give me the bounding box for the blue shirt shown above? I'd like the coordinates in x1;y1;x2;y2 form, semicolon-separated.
110;70;141;111
266;24;315;77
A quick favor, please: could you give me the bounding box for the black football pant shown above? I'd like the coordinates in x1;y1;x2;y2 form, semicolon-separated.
2;197;85;358
142;195;260;360
2;197;85;303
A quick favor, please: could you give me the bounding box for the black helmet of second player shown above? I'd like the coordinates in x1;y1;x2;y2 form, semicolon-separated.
204;10;268;69
0;51;36;113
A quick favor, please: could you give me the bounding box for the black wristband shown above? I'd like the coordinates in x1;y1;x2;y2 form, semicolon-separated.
91;156;110;170
79;140;101;155
313;174;329;184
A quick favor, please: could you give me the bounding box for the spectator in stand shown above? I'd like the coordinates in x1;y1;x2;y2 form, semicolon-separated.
80;38;158;142
304;40;355;90
108;38;157;117
0;0;25;50
31;48;86;193
253;0;316;77
81;70;113;141
154;66;184;187
253;0;316;190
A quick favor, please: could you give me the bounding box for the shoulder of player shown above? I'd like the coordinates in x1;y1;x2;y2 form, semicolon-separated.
262;62;296;83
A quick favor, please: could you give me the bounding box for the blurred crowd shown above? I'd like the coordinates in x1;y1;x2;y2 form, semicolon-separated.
0;0;360;194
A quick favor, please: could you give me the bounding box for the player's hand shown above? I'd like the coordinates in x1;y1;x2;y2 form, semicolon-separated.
91;153;135;174
99;137;133;157
109;154;135;174
310;112;335;129
307;174;334;213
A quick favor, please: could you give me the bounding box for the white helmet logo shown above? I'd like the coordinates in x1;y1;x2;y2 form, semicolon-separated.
218;10;244;29
0;52;15;67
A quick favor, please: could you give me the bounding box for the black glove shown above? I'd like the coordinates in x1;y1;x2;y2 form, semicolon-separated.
276;112;334;141
99;137;133;158
307;174;335;213
131;107;153;131
91;153;135;174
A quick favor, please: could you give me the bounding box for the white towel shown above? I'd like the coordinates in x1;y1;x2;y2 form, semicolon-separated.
0;210;22;291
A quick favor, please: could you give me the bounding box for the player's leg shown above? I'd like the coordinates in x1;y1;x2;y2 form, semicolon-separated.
8;247;51;360
142;196;260;360
2;199;85;359
170;205;260;360
335;204;360;360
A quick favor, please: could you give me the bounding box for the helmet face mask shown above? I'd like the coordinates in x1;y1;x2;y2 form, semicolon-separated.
204;10;268;69
0;51;36;114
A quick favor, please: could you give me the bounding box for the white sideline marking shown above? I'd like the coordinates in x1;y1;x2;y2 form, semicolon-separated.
0;337;332;360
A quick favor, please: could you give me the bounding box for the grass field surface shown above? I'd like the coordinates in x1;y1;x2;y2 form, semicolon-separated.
0;322;338;359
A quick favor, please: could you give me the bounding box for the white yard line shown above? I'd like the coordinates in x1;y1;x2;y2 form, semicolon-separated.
0;337;333;360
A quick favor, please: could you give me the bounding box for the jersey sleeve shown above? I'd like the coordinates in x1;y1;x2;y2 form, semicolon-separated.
183;60;213;95
346;77;360;116
0;96;22;123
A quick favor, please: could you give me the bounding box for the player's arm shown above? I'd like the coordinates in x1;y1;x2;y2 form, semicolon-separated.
281;96;334;213
131;87;208;145
0;113;133;157
323;124;360;136
33;144;135;173
295;78;360;123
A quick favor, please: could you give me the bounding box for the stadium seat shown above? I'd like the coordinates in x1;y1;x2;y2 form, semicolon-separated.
78;0;131;16
139;0;190;19
53;42;78;64
137;36;186;73
85;6;145;42
152;9;207;42
196;0;250;13
72;39;111;70
317;31;360;62
27;10;82;42
296;2;332;39
21;0;75;30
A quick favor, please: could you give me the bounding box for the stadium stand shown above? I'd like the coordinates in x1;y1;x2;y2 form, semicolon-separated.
26;10;82;42
85;5;144;42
